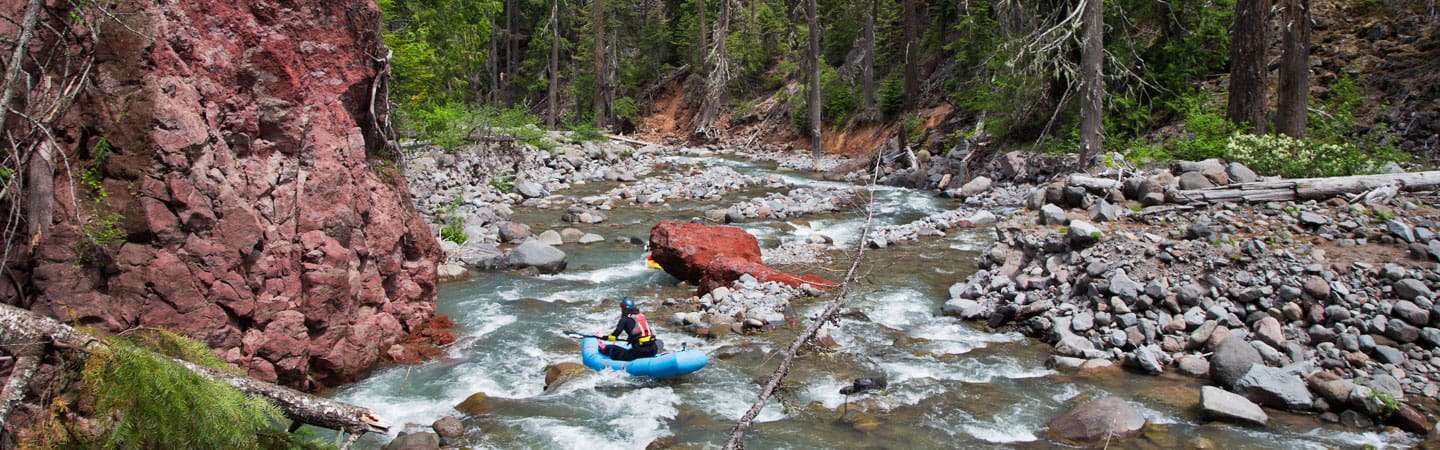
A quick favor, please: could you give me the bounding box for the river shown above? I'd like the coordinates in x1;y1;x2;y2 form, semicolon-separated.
331;154;1414;449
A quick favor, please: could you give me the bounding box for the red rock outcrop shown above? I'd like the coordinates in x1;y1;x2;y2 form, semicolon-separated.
23;0;439;390
648;221;835;295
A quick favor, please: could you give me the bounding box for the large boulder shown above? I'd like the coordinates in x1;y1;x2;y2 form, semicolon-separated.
1234;365;1314;410
1200;386;1268;426
648;221;835;295
1210;336;1263;389
505;240;568;274
1047;397;1148;444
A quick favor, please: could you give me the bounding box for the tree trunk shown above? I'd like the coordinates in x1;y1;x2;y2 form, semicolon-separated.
26;140;54;241
861;0;876;114
0;303;391;434
1078;0;1104;163
901;0;918;110
548;0;559;129
592;0;607;127
489;26;499;104
1276;0;1310;139
1227;0;1270;135
698;0;708;76
807;0;821;156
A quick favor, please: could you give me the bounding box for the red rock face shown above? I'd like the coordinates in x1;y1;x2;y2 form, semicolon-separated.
27;0;439;390
648;221;834;295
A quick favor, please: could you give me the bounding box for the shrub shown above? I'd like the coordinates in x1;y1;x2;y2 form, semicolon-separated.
612;97;639;124
1225;133;1390;178
1170;95;1237;161
440;195;468;245
571;122;606;142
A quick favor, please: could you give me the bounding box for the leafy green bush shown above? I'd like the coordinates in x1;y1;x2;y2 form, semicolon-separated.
902;114;925;145
440;195;468;244
1225;133;1391;178
401;101;474;150
1170;95;1237;161
612;97;639;124
81;330;283;449
571;122;606;142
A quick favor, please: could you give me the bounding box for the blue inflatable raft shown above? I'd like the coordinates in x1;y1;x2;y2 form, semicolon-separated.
580;336;707;378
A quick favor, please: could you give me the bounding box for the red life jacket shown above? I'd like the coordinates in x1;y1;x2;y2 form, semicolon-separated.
631;314;655;346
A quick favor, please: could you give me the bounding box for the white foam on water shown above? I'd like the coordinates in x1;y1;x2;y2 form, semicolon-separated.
335;378;463;440
958;407;1042;444
1050;383;1083;402
878;355;1053;385
499;383;679;450
858;288;933;329
540;261;652;284
1131;400;1179;425
686;377;788;423
906;321;1026;356
797;375;849;409
1294;428;1421;449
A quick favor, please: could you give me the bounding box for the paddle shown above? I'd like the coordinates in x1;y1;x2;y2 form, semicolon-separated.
562;330;590;339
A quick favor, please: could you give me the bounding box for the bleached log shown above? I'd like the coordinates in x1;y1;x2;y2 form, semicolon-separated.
606;133;658;147
1170;171;1440;204
1066;174;1122;192
0;303;389;434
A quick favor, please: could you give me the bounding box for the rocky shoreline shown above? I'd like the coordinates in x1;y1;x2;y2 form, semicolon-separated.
401;134;1438;445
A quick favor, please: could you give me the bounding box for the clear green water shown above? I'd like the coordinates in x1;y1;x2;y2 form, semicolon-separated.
330;156;1416;449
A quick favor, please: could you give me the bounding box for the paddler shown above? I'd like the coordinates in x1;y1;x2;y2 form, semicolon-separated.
595;297;660;361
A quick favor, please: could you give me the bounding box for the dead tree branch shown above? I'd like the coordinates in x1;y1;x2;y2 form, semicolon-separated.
721;154;884;449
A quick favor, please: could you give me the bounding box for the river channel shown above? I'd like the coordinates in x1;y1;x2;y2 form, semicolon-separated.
331;154;1414;449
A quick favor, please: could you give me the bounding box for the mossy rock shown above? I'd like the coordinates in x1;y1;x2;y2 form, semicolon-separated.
544;362;590;392
455;392;498;416
839;409;881;433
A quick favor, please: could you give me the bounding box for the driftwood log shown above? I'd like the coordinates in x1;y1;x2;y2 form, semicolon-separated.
1170;171;1440;204
0;303;389;434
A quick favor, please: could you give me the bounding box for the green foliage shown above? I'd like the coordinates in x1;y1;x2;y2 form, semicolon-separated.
571;122;606;142
878;77;905;116
1367;389;1401;420
400;101;474;151
440;195;468;245
820;66;857;125
901;114;924;145
489;171;515;193
81;330;283;449
1170;94;1238;161
612;97;639;123
76;137;126;267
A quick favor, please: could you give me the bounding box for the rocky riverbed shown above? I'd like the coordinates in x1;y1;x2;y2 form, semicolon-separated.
391;134;1438;447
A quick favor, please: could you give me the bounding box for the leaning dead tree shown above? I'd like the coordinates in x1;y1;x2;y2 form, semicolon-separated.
0;303;390;435
1170;171;1440;204
721;157;884;449
693;0;732;140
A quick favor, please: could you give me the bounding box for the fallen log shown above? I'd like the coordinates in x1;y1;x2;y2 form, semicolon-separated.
0;303;389;434
1170;170;1440;204
1066;174;1122;192
606;133;658;147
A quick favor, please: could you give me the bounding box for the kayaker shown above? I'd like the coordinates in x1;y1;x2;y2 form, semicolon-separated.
596;297;659;361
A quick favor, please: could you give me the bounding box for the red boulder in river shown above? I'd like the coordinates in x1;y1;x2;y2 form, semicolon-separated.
648;221;836;295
